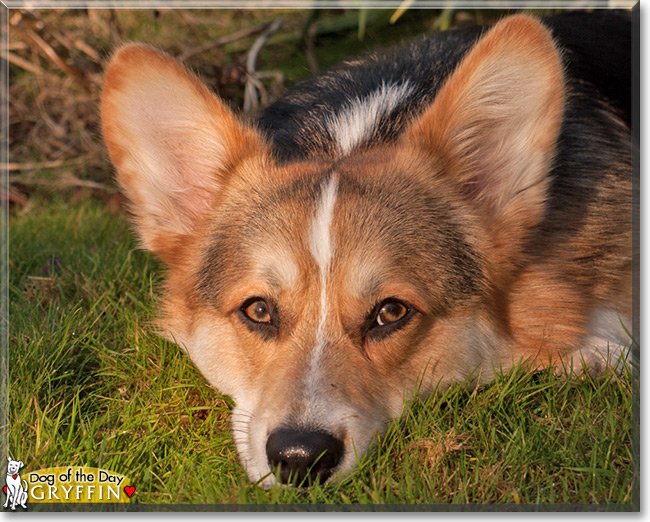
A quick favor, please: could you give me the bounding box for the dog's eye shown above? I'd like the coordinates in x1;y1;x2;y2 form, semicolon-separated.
376;301;408;326
238;297;279;340
365;298;415;341
242;299;272;324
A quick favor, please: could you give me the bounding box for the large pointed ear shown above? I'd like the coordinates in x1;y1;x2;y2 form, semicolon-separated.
406;15;564;239
101;44;263;259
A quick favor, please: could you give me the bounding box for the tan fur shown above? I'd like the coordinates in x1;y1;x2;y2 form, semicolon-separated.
407;16;564;261
101;16;632;485
101;44;262;262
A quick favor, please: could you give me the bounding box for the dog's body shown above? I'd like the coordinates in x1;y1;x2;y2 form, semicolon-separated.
4;457;28;510
101;11;633;487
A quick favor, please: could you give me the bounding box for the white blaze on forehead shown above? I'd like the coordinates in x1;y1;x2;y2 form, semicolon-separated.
302;175;339;423
326;80;414;155
309;174;339;272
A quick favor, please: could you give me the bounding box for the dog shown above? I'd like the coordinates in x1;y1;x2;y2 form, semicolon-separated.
101;11;633;487
4;457;28;510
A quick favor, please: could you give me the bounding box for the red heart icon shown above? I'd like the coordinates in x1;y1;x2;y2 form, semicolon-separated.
2;486;6;494
11;475;16;480
124;486;135;498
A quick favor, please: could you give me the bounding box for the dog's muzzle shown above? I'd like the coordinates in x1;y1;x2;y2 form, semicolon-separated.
266;428;344;485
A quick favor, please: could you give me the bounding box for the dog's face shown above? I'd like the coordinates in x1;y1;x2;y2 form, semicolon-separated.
167;152;501;484
7;458;23;475
102;16;564;485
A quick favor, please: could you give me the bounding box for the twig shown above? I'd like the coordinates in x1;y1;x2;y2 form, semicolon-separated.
244;17;283;113
304;20;319;74
18;24;92;93
0;187;27;207
390;0;416;24
180;21;271;61
245;74;269;107
10;172;115;192
298;9;321;50
358;8;368;40
8;42;29;51
431;7;456;32
256;71;284;82
46;21;102;63
6;158;87;171
4;51;44;75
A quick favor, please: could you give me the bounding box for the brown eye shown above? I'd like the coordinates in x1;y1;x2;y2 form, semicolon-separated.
364;298;416;342
376;301;408;326
238;297;279;340
243;299;272;323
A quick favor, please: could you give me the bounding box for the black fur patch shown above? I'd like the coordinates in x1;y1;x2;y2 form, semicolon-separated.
256;10;631;163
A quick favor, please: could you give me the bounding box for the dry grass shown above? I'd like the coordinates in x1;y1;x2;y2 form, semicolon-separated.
7;8;308;200
7;7;493;204
9;10;112;192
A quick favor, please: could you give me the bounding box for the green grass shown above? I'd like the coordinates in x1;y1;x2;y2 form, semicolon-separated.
7;196;638;509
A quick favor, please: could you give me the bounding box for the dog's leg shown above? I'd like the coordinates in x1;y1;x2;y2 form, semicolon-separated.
20;483;27;509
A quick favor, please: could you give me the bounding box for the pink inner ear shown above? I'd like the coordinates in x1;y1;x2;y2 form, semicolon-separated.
406;15;564;229
101;44;264;255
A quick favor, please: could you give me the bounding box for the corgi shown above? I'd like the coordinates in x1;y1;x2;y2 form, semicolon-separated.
101;12;633;487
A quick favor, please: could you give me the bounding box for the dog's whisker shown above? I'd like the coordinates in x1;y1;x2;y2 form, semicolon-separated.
101;9;633;487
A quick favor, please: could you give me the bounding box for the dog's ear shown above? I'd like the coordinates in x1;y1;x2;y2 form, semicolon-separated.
6;456;10;463
18;461;23;469
406;15;564;243
101;44;264;261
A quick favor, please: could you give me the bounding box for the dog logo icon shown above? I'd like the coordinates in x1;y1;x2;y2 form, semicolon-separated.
3;456;28;510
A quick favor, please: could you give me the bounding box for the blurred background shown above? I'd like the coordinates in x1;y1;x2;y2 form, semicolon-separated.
6;5;582;212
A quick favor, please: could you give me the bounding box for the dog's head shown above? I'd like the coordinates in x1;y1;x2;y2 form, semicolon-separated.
101;15;564;486
6;457;23;475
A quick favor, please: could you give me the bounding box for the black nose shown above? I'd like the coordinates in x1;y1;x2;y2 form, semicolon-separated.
266;428;344;486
